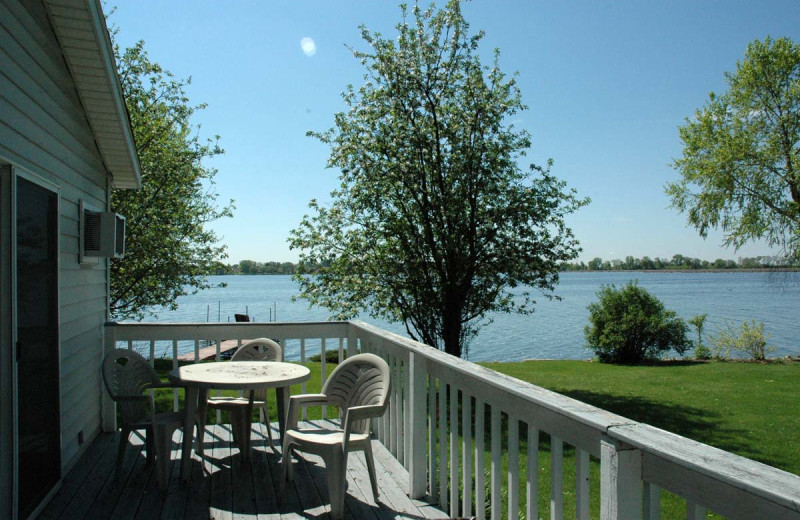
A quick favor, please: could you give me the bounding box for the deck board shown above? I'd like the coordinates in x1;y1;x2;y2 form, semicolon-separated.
41;423;448;520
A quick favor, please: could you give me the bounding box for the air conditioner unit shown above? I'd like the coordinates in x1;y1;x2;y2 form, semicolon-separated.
82;208;126;259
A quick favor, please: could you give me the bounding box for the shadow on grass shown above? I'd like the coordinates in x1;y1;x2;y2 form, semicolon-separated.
559;389;761;462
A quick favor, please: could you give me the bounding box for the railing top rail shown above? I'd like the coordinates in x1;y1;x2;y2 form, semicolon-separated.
105;321;349;341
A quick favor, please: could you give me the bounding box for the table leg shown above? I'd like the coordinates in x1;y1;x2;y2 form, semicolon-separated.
180;386;198;482
196;388;208;457
240;390;255;461
276;386;289;441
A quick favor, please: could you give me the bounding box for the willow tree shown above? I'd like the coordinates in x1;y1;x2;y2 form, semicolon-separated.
110;40;234;320
290;1;587;358
667;37;800;264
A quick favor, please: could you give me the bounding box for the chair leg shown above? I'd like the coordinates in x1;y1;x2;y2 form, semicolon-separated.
262;403;276;450
325;449;347;520
281;438;294;486
116;427;130;476
196;390;208;456
145;426;155;466
363;441;380;500
229;410;240;446
153;423;177;491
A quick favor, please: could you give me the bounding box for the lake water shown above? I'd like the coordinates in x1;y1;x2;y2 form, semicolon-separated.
144;272;800;361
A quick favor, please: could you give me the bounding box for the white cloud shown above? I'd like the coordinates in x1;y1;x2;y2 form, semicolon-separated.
300;37;316;57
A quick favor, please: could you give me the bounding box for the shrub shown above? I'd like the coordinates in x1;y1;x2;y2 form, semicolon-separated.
712;320;775;360
585;281;690;363
689;313;711;360
694;343;713;360
308;349;359;364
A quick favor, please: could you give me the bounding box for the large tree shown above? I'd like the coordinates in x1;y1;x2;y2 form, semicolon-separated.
110;40;234;320
290;1;588;358
667;37;800;264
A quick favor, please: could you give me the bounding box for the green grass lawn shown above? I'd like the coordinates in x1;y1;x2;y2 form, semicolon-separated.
149;358;799;519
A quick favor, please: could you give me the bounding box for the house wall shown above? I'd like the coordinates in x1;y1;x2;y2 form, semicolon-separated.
0;0;111;498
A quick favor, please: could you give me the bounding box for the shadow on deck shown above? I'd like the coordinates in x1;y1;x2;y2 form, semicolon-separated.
38;422;448;520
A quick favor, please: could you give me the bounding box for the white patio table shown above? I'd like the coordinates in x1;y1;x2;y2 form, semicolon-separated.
169;361;311;481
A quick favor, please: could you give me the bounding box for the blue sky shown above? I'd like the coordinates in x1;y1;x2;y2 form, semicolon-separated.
110;1;800;264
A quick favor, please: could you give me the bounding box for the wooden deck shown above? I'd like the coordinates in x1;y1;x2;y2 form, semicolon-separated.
39;422;448;520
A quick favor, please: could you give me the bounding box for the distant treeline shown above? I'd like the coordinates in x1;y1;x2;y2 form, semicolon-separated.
560;254;795;271
211;255;795;276
212;260;324;275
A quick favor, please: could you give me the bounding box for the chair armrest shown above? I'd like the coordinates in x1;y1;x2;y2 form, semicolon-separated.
342;404;385;451
286;394;329;430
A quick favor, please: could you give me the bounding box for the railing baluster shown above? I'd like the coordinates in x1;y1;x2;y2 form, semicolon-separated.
388;353;396;456
408;352;427;499
577;449;590;520
215;338;222;424
404;355;412;471
686;502;705;520
491;406;501;520
321;338;327;420
397;355;404;464
643;482;660;520
172;340;179;412
450;385;459;517
475;398;486;520
527;425;539;520
428;375;438;502
300;338;307;422
462;392;473;518
193;339;200;362
508;415;519;520
439;380;448;513
102;325;117;432
338;337;344;363
551;436;563;520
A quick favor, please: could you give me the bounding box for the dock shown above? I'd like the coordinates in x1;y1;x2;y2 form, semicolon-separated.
176;339;240;362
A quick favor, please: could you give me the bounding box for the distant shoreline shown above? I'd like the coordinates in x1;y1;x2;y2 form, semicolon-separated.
220;268;800;276
561;268;800;274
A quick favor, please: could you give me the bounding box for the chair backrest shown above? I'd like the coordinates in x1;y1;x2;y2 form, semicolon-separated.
231;338;282;362
102;349;161;427
230;338;283;401
321;353;391;434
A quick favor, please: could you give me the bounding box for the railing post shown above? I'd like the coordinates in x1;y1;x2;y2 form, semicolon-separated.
601;436;642;520
101;324;116;432
347;323;358;357
408;350;428;499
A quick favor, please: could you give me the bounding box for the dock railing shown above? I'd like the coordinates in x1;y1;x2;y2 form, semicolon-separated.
105;320;800;520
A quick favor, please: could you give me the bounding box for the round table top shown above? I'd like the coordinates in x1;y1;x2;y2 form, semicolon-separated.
169;361;311;390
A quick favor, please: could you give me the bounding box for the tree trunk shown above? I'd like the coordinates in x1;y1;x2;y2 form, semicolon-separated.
441;297;463;358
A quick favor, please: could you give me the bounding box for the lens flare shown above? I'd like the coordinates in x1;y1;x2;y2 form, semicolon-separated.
300;37;316;57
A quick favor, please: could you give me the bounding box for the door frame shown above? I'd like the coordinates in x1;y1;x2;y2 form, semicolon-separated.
8;165;63;520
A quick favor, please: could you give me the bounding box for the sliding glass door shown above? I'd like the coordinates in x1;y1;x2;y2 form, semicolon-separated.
15;175;60;519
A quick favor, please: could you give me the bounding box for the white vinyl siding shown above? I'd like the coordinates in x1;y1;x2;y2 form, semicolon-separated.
0;0;109;477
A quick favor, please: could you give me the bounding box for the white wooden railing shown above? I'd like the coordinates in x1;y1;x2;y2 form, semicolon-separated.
104;320;800;520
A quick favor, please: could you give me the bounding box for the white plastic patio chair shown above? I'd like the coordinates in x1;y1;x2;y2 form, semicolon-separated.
102;349;184;490
206;338;282;450
281;353;391;519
